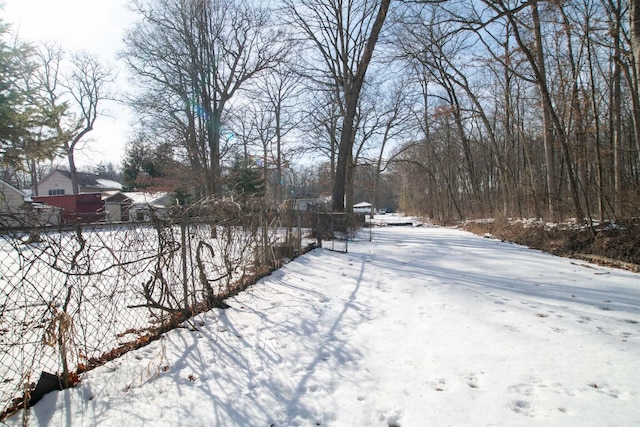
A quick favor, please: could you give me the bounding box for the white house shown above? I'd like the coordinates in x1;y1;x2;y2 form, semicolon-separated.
1;180;26;228
0;180;25;212
1;180;61;227
34;169;123;197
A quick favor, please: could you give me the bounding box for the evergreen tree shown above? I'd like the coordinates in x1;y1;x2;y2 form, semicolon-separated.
93;162;120;181
0;21;61;173
122;136;164;189
226;156;265;198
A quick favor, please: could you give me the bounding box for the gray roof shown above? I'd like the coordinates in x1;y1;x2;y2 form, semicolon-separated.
55;169;123;190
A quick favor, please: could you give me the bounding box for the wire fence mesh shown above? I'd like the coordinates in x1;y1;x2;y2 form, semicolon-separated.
0;196;360;420
316;212;365;253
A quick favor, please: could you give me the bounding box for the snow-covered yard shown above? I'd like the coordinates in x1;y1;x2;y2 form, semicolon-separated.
7;225;640;426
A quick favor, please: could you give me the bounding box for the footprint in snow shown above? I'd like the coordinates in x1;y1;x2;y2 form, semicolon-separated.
378;409;403;427
510;400;534;417
508;383;534;396
430;378;447;392
464;373;480;389
588;382;622;398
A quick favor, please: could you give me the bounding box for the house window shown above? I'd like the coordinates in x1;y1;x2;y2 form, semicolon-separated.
48;189;65;195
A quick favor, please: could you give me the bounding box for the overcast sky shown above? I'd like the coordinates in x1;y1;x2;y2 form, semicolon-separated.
1;0;136;170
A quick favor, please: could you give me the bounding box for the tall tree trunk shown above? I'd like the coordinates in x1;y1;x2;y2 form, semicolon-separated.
31;159;39;197
612;3;624;216
527;2;583;221
622;0;640;162
531;4;558;219
67;148;79;195
276;104;283;201
586;6;606;222
332;0;391;212
631;0;640;97
208;106;223;197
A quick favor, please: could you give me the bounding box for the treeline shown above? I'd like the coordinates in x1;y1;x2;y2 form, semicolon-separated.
389;0;639;222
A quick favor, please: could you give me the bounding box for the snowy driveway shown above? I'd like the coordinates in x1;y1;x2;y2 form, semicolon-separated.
8;226;640;426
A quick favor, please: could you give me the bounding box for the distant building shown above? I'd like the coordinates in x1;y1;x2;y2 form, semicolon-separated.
33;169;123;197
32;193;104;224
1;180;26;228
0;180;26;212
353;202;373;214
102;191;132;222
1;180;62;227
123;192;175;221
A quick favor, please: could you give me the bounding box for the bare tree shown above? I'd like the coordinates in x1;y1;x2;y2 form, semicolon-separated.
123;0;288;197
35;45;114;195
283;0;392;212
388;0;635;222
347;76;415;212
300;89;342;193
230;63;304;202
255;64;304;201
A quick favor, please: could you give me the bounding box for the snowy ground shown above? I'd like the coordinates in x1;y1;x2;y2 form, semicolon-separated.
6;225;640;426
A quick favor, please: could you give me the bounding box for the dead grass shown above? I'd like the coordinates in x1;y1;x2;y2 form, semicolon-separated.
459;219;640;273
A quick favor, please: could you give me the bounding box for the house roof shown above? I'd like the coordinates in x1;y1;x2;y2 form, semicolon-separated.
47;169;123;191
66;170;123;190
102;191;132;203
123;192;173;207
353;202;372;208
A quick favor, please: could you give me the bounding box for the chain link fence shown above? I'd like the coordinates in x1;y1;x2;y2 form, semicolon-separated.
315;212;364;253
0;196;361;421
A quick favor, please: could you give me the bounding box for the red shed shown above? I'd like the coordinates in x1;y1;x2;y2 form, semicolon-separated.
32;193;104;224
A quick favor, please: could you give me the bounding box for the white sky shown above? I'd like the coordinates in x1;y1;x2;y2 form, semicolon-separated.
1;0;137;170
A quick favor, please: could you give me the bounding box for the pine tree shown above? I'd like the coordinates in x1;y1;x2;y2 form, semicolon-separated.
0;21;61;171
226;156;265;198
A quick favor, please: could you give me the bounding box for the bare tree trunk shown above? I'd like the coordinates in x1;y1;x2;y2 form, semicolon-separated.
30;159;39;197
631;0;640;96
513;2;583;221
620;0;640;166
276;106;283;201
530;4;558;219
612;2;624;217
67;148;79;195
332;0;391;212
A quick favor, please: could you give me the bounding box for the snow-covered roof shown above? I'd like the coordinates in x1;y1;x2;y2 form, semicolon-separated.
123;191;173;207
95;178;123;190
353;201;372;208
38;169;124;191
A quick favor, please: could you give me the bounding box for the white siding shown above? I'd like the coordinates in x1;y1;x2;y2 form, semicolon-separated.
35;171;73;196
1;181;26;227
0;181;25;212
